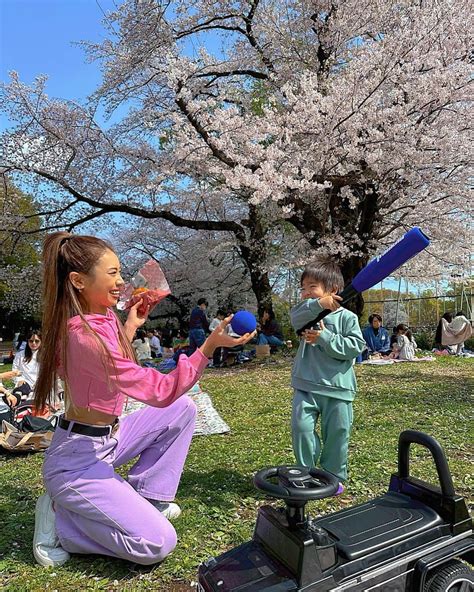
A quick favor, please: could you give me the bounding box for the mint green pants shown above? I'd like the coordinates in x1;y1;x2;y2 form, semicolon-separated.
291;390;353;482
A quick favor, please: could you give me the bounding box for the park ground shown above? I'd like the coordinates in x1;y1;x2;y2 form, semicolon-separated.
0;355;472;591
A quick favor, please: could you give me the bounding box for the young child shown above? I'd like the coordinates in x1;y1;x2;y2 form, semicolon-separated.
290;257;365;490
32;232;255;568
389;324;417;360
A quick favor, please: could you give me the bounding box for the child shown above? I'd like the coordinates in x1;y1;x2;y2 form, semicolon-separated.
389;324;417;360
290;257;365;490
32;231;255;568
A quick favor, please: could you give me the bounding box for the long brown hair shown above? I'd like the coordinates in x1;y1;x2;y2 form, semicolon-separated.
34;231;135;411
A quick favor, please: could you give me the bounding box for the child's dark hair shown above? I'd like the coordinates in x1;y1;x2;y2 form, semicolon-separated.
216;309;226;317
396;323;412;341
455;311;466;317
197;298;208;306
301;256;344;293
136;329;146;343
24;330;42;364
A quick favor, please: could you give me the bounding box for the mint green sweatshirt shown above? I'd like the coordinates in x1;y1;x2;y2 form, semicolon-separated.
290;299;366;401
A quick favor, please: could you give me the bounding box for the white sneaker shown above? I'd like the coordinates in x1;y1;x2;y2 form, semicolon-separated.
148;500;182;520
33;493;70;567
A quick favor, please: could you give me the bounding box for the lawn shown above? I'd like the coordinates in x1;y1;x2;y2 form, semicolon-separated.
0;356;472;591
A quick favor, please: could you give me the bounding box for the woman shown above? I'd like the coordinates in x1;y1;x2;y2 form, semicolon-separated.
256;309;284;348
132;329;152;362
33;231;255;568
12;330;42;398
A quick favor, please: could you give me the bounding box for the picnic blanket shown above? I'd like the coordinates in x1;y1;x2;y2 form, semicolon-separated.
361;356;435;366
121;382;230;436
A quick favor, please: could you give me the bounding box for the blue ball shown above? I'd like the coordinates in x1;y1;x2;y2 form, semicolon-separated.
231;310;257;335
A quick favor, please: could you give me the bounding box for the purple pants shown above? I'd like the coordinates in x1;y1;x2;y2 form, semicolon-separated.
43;396;197;565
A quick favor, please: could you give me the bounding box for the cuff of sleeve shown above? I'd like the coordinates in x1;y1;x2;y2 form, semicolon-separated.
187;349;210;374
317;329;333;349
306;298;324;316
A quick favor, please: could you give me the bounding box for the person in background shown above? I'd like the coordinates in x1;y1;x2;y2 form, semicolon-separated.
449;311;472;355
433;312;453;351
147;330;162;358
132;329;152;362
160;325;174;354
256;309;284;348
210;310;226;367
188;298;209;355
0;369;22;424
12;330;43;399
209;309;226;332
362;314;391;359
388;324;417;360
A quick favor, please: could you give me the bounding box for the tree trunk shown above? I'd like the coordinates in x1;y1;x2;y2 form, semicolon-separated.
238;204;273;318
288;184;380;317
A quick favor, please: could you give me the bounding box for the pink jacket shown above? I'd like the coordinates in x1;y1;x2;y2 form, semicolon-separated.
58;309;208;416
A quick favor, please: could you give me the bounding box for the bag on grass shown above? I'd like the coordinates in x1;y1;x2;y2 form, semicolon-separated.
0;420;54;452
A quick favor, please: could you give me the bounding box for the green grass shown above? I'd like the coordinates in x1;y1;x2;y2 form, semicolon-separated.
0;356;473;591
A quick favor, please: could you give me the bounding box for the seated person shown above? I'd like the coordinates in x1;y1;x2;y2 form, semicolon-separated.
172;331;189;352
210;310;226;367
172;331;190;363
449;311;472;355
147;330;162;358
388;324;417;360
434;312;472;354
256;309;284;348
362;314;391;359
132;330;152;362
0;370;22;424
217;317;245;367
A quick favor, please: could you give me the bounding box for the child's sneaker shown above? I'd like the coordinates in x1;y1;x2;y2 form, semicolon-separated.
148;500;182;520
334;483;345;496
33;493;70;567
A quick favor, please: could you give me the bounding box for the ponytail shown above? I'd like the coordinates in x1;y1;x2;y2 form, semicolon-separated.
35;232;136;412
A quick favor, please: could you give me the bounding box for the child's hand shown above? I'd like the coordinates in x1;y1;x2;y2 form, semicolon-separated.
303;320;325;344
318;294;342;311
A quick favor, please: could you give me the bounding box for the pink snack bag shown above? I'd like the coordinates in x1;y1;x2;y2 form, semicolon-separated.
117;260;170;316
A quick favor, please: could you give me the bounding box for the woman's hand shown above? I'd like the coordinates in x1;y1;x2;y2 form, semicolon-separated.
124;298;150;341
5;393;17;407
318;293;342;311
199;315;256;358
0;370;21;381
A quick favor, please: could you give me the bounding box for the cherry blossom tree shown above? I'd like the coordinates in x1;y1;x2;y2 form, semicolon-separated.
1;0;472;314
113;218;257;327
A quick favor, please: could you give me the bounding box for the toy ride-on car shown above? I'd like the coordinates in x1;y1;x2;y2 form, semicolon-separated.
197;430;473;591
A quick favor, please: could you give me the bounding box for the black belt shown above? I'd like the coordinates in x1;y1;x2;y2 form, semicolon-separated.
58;417;117;437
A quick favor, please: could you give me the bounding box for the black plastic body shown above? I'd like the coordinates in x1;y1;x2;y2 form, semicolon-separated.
197;431;473;592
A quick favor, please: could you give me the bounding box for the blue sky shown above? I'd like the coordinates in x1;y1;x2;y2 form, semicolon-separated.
0;0;117;128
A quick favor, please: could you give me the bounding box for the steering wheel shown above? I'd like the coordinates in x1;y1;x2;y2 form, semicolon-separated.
254;465;339;502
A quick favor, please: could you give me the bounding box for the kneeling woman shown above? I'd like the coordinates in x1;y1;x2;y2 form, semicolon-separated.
33;232;254;567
